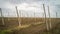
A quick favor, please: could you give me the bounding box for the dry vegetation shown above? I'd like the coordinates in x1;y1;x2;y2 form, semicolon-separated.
0;17;60;34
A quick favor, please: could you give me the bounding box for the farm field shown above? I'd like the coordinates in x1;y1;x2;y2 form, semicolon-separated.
0;17;60;34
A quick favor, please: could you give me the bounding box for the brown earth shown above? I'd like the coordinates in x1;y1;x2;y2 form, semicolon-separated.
0;17;60;29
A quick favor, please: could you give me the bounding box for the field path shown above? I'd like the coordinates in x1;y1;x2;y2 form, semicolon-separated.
14;23;46;34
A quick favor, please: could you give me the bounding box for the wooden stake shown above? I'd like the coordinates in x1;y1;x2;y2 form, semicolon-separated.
15;6;21;26
0;8;5;25
43;4;49;31
8;11;9;21
48;6;52;29
56;12;57;18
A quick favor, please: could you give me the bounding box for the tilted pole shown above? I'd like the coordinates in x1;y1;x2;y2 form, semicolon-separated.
0;8;5;25
15;6;21;26
48;6;52;29
43;4;49;31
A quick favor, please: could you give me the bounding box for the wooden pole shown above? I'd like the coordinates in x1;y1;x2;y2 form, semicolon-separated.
15;6;21;26
43;4;49;31
8;11;9;21
42;13;44;23
0;8;5;25
34;12;36;23
56;12;57;23
56;12;57;18
48;6;52;29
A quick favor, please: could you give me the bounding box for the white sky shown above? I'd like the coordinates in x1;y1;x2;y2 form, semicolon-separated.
0;0;60;18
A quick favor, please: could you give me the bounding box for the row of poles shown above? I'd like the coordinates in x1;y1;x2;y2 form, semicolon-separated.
0;4;58;31
43;4;51;31
15;4;58;31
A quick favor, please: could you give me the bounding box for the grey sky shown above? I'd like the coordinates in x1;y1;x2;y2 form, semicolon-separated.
0;0;60;18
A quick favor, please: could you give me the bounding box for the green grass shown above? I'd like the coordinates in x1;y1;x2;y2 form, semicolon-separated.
0;29;13;34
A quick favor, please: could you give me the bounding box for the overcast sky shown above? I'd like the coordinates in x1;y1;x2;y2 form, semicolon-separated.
0;0;60;18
